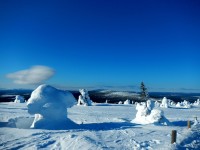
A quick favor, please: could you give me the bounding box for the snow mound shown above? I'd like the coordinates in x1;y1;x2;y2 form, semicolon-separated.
160;97;169;108
132;102;170;125
27;84;77;129
77;89;93;106
14;95;25;103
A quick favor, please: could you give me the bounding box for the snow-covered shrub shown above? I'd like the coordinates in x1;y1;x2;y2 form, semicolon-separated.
124;99;131;105
77;89;92;106
160;97;168;108
132;102;170;125
27;84;77;129
14;95;25;103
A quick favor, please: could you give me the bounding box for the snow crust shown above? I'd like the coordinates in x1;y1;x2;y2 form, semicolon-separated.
27;84;77;129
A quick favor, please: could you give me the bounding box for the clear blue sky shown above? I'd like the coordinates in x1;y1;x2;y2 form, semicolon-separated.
0;0;200;92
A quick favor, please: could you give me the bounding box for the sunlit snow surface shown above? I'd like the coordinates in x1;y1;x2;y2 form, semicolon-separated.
0;102;200;149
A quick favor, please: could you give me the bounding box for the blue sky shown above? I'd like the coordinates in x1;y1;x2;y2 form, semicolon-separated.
0;0;200;92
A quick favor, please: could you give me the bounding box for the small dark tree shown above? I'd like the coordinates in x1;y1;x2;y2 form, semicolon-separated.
140;82;148;100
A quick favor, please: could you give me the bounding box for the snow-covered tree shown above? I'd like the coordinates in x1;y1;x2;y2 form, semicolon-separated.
176;102;182;107
132;102;170;125
77;89;92;106
183;100;191;108
160;97;168;108
140;82;148;100
14;95;25;103
27;84;77;129
118;101;123;104
155;101;160;108
147;99;155;111
124;99;131;105
193;99;200;106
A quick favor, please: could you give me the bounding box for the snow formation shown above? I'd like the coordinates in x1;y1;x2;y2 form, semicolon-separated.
132;102;170;125
183;100;191;108
14;95;25;103
175;100;192;108
147;99;155;110
77;89;92;106
118;101;123;104
193;117;199;126
1;101;200;149
124;99;131;105
193;99;200;106
160;97;169;108
27;84;77;129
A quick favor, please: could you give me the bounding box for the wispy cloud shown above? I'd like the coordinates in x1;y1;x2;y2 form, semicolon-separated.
6;65;55;85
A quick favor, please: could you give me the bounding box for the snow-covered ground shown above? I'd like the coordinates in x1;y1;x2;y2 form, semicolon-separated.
0;102;200;149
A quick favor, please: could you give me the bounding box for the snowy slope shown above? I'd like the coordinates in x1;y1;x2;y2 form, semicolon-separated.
0;102;200;149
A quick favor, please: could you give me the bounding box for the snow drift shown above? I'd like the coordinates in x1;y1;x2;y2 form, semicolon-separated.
27;84;77;129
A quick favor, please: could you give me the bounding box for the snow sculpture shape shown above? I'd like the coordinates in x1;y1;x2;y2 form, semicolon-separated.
124;99;131;105
132;102;170;125
27;84;77;129
160;97;168;108
77;89;92;106
14;95;25;103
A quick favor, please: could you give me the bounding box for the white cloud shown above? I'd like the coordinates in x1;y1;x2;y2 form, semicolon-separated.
6;65;55;85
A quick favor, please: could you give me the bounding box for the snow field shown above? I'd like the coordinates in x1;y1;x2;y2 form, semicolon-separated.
0;102;200;149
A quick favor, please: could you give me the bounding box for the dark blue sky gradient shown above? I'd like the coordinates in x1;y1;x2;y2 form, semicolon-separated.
0;0;200;91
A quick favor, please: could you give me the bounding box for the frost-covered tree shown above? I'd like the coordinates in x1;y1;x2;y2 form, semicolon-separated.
140;82;148;100
160;97;169;108
77;89;92;106
132;102;170;125
27;84;77;129
124;99;131;105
